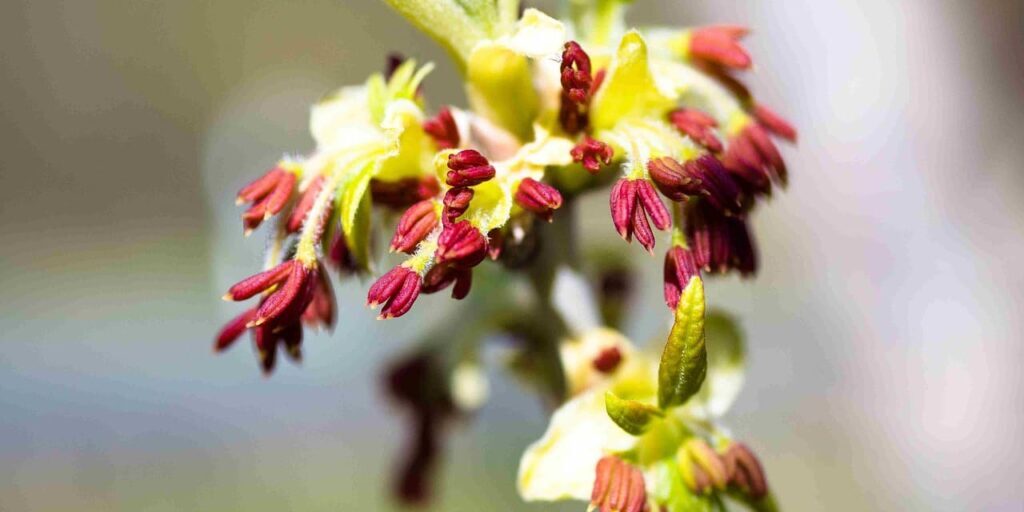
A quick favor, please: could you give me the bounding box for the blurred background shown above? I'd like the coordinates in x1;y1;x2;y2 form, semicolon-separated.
2;0;1023;510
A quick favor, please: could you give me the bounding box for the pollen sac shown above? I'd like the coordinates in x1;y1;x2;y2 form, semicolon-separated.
679;438;729;495
668;108;723;153
687;25;752;70
753;103;798;143
224;259;318;328
446;149;495;187
371;176;441;209
236;165;297;233
421;264;473;300
685;199;757;276
213;307;257;353
647;155;743;214
571;136;613;173
722;442;769;500
514;178;563;222
436;221;487;269
609;178;671;253
559;41;594;134
590;456;647;512
442;187;474;226
286;175;326;233
422;106;460;149
391;200;439;254
663;246;701;309
722;123;787;193
367;265;422;319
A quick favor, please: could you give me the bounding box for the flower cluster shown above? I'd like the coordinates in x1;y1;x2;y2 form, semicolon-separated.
213;0;798;509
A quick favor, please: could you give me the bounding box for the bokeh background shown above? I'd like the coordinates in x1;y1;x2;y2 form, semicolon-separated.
2;0;1023;510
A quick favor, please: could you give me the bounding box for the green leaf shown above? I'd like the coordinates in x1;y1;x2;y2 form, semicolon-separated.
657;276;707;409
337;160;377;271
604;391;664;436
697;310;746;417
381;0;492;66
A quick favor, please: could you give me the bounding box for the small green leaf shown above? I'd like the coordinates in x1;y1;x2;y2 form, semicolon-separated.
338;161;377;271
604;391;664;436
657;276;707;409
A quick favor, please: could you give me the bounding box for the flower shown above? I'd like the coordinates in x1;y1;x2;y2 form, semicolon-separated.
390;199;440;254
367;265;422;319
236;162;298;234
514;178;563;222
610;178;671;253
647;155;743;214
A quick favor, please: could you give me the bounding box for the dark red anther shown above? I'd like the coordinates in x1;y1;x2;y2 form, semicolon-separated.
647;156;742;214
685;199;757;276
688;25;752;70
590;456;647;512
286;175;326;233
423;106;460;149
592;346;623;373
442;187;474;226
669;108;723;153
722;123;787;192
571;136;613;173
301;264;336;331
514;178;563;222
722;442;769;500
367;265;422;319
610;178;671;253
753;103;797;143
214;307;257;352
391;200;439;254
559;41;594;134
237;166;297;233
446;150;495;187
421;264;473;300
250;261;318;327
435;221;487;269
663;246;701;309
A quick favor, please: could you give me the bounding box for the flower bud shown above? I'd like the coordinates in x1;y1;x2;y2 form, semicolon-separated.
436;221;487;268
224;260;318;328
367;265;422;319
213;307;256;352
722;442;768;500
446;149;495;187
590;456;646;512
286;175;326;233
663;246;701;309
514;178;563;222
648;156;742;214
679;438;729;495
609;178;671;253
442;187;473;226
237;165;297;234
422;106;460;149
391;200;439;254
685;199;757;276
668;108;723;152
687;25;752;70
570;136;613;173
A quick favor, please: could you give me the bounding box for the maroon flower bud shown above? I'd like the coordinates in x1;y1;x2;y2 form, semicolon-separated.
421;264;473;300
423;106;460;149
592;346;623;373
610;178;671;253
722;442;769;500
286;175;326;233
367;265;422;319
371;176;440;209
571;136;613;173
559;41;594;134
442;187;473;226
391;200;439;254
688;25;752;70
446;150;495;187
236;166;297;234
685;199;757;276
237;261;317;327
301;265;336;331
590;456;647;512
722;123;787;192
213;307;256;352
436;221;487;268
648;156;742;214
668;108;723;152
754;103;797;143
514;178;563;222
663;246;701;309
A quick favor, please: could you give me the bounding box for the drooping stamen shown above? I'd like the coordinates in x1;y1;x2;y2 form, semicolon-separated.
236;165;297;233
514;178;563;222
685;199;757;276
367;265;422;319
436;221;487;268
669;108;724;153
446;150;495;187
571;136;613;173
687;25;752;70
610;178;671;253
648;156;743;214
590;456;647;512
391;200;440;254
